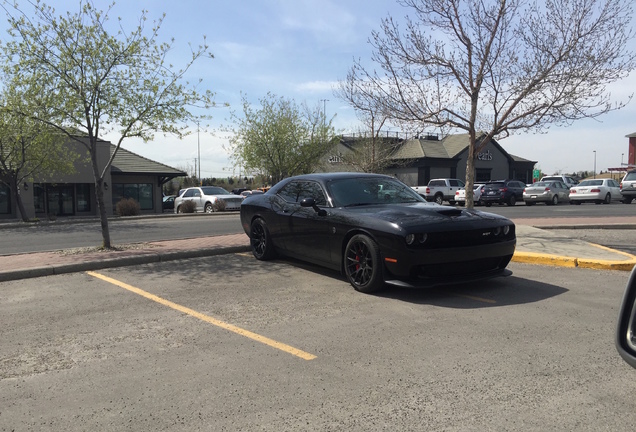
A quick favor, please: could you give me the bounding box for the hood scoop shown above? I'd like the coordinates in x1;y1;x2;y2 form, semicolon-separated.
435;208;464;217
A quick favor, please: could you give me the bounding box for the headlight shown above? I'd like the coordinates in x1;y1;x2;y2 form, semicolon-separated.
493;227;501;236
406;233;428;245
503;225;510;236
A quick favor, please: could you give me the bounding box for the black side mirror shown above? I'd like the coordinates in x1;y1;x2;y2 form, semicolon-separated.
300;197;327;216
616;266;636;368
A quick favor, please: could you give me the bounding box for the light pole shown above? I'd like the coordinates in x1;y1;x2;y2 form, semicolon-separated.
593;150;596;179
622;153;625;166
197;122;201;184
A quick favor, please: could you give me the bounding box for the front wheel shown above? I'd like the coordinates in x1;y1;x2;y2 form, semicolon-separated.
250;218;276;260
344;234;384;293
204;203;217;213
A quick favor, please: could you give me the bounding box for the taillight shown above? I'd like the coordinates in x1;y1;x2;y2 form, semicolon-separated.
570;189;577;194
544;187;551;191
620;183;623;190
455;191;460;196
591;188;601;192
500;187;508;192
426;187;431;194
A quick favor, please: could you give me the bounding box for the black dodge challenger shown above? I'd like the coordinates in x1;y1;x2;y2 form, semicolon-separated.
240;172;516;293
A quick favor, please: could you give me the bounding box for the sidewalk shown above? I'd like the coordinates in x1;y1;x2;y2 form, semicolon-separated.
0;220;635;283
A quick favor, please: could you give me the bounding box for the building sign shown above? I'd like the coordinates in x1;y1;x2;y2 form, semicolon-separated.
477;150;493;161
328;155;343;164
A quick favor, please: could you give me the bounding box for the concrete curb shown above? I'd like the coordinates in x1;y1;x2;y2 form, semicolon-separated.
0;245;252;283
512;250;636;271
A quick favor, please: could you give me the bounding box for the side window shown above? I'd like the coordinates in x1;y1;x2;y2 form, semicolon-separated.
449;180;459;187
183;189;195;198
278;181;327;206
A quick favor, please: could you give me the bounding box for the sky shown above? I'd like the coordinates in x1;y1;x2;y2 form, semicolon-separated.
2;0;636;178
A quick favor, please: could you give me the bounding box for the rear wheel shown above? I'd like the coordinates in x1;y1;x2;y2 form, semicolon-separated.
604;193;611;204
250;218;276;260
549;195;558;205
344;234;384;293
623;197;633;204
525;201;535;206
434;194;444;205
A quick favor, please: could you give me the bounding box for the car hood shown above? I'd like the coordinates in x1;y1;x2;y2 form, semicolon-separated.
343;202;509;227
210;194;242;200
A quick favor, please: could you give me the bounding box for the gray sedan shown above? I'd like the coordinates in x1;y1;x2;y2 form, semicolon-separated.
523;181;570;205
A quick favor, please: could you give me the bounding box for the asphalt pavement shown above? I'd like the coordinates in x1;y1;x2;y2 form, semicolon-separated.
0;216;635;282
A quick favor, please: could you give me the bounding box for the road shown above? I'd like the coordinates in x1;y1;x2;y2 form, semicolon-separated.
1;259;634;431
0;203;635;255
0;214;244;255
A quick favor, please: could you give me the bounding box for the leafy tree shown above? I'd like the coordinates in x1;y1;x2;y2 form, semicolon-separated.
0;85;77;221
342;0;635;207
0;0;215;247
226;93;337;184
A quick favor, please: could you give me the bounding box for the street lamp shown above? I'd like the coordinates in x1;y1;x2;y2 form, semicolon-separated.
593;150;596;179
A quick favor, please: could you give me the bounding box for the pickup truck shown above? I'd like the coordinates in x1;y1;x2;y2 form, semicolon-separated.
412;178;465;205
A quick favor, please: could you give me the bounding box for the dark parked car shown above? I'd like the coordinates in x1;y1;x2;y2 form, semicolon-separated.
481;179;526;206
616;266;636;368
162;195;176;211
240;173;516;293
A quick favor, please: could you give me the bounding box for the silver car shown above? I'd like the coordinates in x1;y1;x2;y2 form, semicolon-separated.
523;181;570;205
569;178;621;204
174;186;243;213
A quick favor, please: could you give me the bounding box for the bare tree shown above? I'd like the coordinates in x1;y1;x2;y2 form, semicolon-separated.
334;72;408;173
343;0;635;207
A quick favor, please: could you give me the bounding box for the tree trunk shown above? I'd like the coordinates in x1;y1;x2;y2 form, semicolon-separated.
13;182;28;222
89;143;112;249
464;130;477;209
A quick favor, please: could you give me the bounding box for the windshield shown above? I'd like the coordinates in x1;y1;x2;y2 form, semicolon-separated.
327;177;425;207
578;180;603;186
201;186;231;195
531;182;550;187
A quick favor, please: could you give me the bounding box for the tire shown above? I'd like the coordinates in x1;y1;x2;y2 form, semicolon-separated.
176;205;183;213
250;218;276;260
507;195;516;206
344;234;384;293
604;193;611;204
550;195;558;205
623;197;633;204
485;202;492;207
434;194;444;205
525;201;535;206
204;203;216;213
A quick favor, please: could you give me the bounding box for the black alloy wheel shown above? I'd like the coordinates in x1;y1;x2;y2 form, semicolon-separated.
250;218;275;260
344;234;383;293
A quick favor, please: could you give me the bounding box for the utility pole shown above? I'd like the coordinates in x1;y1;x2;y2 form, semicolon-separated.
320;99;328;126
197;121;201;185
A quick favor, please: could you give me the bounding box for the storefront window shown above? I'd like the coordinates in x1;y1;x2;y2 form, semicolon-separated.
33;183;45;213
113;183;153;210
76;184;91;212
0;183;10;214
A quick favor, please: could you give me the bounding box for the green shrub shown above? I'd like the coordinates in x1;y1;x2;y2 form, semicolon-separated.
116;198;141;216
178;200;197;213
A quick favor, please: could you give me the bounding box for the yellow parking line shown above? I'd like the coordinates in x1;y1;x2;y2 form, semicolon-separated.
86;271;316;361
454;294;497;304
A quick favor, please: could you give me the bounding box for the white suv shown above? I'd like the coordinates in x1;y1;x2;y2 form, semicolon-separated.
620;170;636;204
540;175;578;189
174;186;243;213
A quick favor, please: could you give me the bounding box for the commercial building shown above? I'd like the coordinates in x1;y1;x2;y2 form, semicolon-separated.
0;138;185;220
323;133;536;186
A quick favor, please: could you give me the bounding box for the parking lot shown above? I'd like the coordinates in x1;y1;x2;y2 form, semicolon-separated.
2;254;635;431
